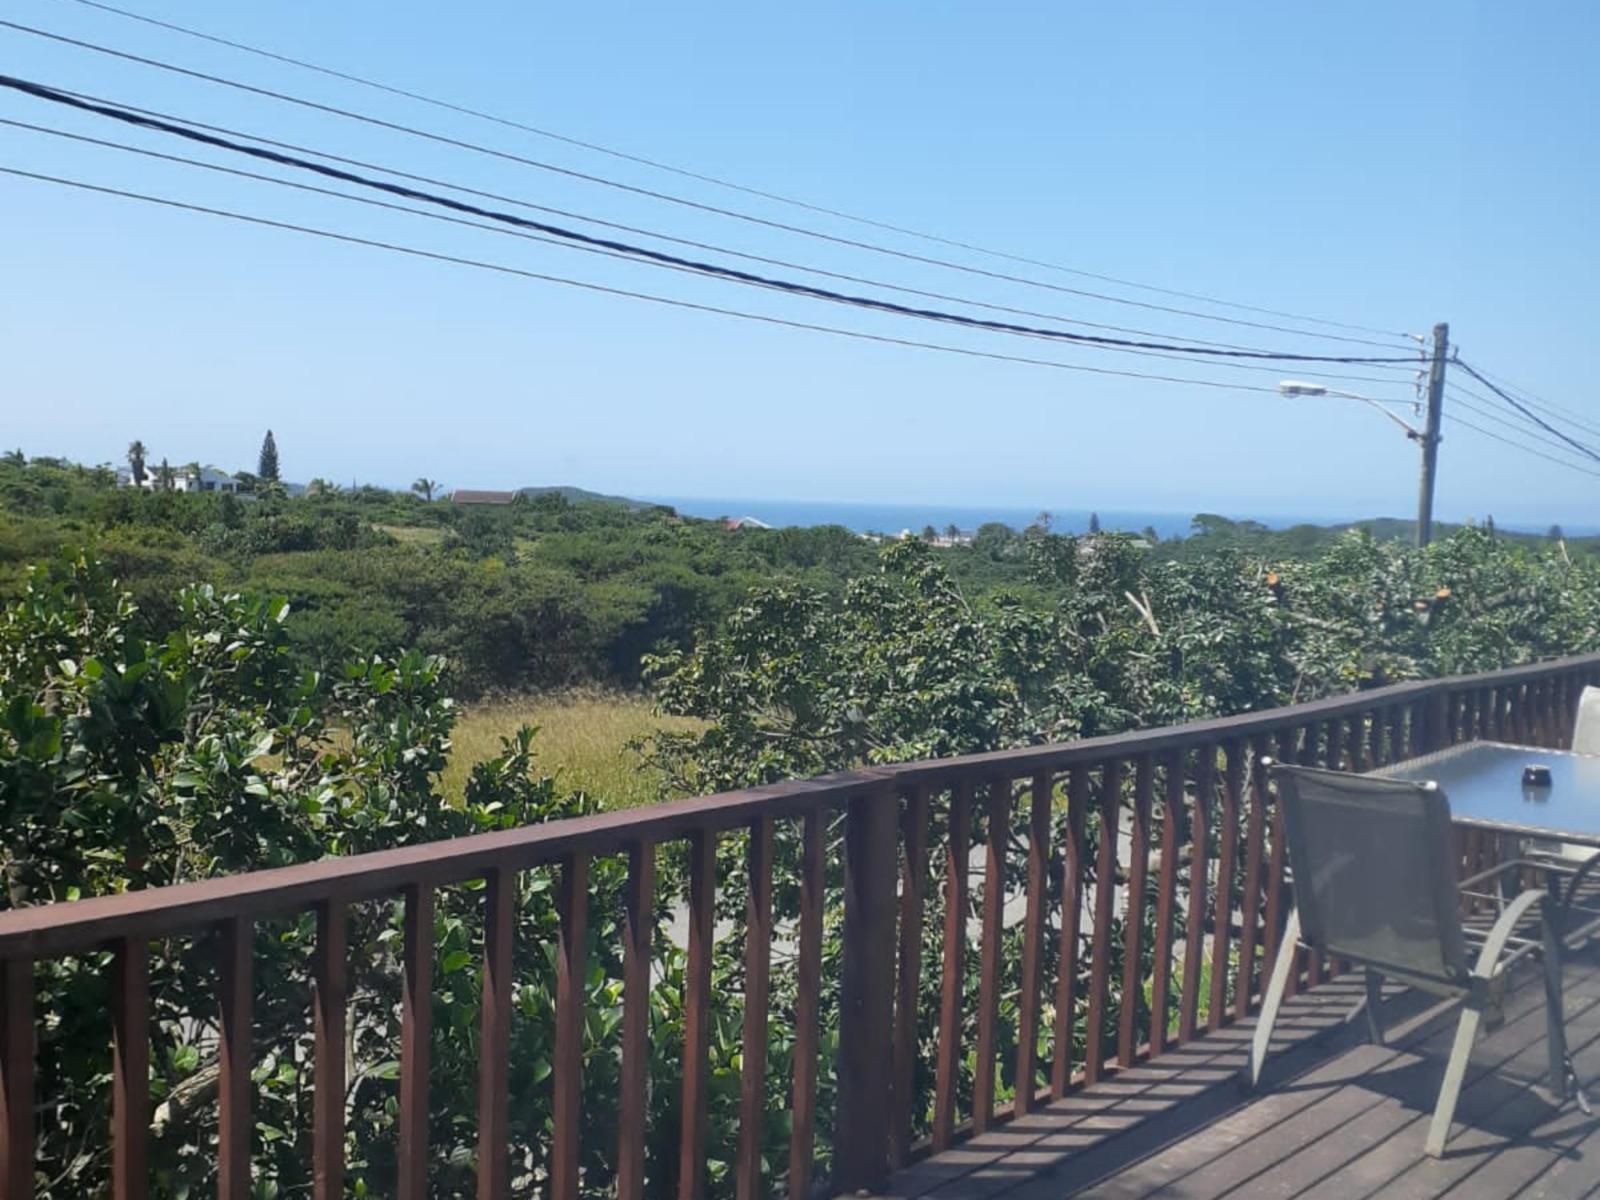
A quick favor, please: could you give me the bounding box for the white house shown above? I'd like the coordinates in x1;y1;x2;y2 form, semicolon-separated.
119;465;241;493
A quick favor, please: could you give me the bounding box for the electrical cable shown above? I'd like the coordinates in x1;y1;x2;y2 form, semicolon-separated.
1443;385;1600;459
1446;412;1600;479
1454;359;1600;466
5;113;1431;391
1455;363;1600;441
0;74;1427;369
51;0;1416;342
0;98;1398;360
0;164;1329;396
0;17;1415;350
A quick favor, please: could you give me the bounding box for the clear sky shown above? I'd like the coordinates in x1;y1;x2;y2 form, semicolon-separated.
3;1;1597;523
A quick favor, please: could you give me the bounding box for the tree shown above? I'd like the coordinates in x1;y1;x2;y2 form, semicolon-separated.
1550;524;1565;542
258;429;280;482
943;522;961;542
306;477;340;497
413;477;438;502
1089;511;1102;535
126;440;147;486
920;524;938;543
155;457;175;491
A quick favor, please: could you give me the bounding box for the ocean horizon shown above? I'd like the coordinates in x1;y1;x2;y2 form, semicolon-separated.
645;497;1593;540
647;498;1337;540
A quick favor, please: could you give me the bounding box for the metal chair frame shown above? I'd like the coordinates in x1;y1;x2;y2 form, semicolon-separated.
1246;760;1588;1157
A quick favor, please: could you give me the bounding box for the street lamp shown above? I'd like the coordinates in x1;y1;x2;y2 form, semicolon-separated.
1277;380;1424;441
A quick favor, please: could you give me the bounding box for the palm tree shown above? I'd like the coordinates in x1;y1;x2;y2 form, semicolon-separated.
412;477;438;502
155;458;175;491
2;449;23;467
943;522;961;542
307;478;341;498
126;440;147;486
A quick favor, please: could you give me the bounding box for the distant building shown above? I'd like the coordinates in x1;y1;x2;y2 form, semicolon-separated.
451;489;518;506
724;516;773;531
118;465;240;493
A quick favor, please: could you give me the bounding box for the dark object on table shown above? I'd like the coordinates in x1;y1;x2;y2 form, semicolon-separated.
1524;764;1553;788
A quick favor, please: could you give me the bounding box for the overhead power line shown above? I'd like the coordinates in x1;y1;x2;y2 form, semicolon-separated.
52;0;1415;343
0;164;1327;396
0;90;1407;361
1443;383;1600;460
1454;358;1600;466
1447;413;1600;480
0;74;1426;371
0;18;1413;350
1457;362;1600;442
2;116;1424;391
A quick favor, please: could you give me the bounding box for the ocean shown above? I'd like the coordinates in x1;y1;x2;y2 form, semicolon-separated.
646;498;1335;539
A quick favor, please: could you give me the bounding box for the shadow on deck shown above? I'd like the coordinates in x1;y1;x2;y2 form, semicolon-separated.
884;946;1600;1200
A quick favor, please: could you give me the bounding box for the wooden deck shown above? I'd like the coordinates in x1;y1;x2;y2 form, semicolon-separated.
885;946;1600;1200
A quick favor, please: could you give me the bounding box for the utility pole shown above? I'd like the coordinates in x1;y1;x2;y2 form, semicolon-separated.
1415;321;1449;547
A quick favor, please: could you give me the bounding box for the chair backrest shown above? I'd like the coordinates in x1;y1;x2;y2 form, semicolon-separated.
1573;686;1600;756
1270;761;1470;988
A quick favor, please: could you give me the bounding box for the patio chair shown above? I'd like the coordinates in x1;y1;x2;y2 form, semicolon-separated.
1244;761;1578;1157
1572;685;1600;756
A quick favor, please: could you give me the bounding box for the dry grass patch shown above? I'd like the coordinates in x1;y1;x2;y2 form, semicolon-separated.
445;691;703;809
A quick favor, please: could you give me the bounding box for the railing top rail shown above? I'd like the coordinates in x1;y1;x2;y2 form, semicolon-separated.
0;652;1594;959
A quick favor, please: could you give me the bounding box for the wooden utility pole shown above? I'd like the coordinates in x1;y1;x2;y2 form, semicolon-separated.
1416;321;1449;547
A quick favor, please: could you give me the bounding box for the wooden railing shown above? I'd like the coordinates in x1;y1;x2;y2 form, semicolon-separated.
2;654;1599;1199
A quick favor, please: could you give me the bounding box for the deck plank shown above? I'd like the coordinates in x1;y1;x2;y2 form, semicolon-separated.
881;949;1600;1200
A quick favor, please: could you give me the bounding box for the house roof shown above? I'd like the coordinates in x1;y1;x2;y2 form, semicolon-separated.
451;489;517;505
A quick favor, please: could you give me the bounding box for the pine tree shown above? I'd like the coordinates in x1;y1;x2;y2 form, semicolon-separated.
258;430;280;482
1088;511;1102;534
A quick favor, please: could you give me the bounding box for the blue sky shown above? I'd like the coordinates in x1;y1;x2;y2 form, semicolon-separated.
3;1;1597;523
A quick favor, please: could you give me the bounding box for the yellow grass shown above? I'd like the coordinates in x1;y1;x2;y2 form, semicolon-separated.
379;524;446;546
444;691;704;809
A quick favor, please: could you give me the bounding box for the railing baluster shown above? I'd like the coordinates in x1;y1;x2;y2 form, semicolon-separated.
314;903;347;1200
932;782;970;1151
1152;755;1177;1056
892;788;929;1163
112;937;149;1200
680;831;715;1200
1084;760;1122;1084
1180;747;1213;1042
1052;767;1089;1096
0;958;33;1200
1236;738;1268;1018
1325;714;1345;770
788;812;823;1199
972;779;1009;1131
552;855;589;1200
618;843;655;1200
1265;731;1295;999
1120;757;1155;1066
1366;705;1384;768
398;887;432;1200
476;875;510;1200
1385;706;1406;765
1013;774;1050;1115
1209;742;1242;1030
736;820;774;1200
218;917;253;1200
835;789;897;1194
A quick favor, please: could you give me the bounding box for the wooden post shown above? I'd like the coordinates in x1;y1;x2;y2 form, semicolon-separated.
834;788;898;1194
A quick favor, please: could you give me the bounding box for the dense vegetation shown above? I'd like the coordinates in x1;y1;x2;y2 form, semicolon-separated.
4;451;1599;1197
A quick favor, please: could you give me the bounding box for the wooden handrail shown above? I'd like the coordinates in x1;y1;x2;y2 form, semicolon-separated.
5;653;1598;959
1;652;1597;1199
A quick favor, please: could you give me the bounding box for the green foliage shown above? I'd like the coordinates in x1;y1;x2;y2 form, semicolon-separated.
0;558;768;1198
